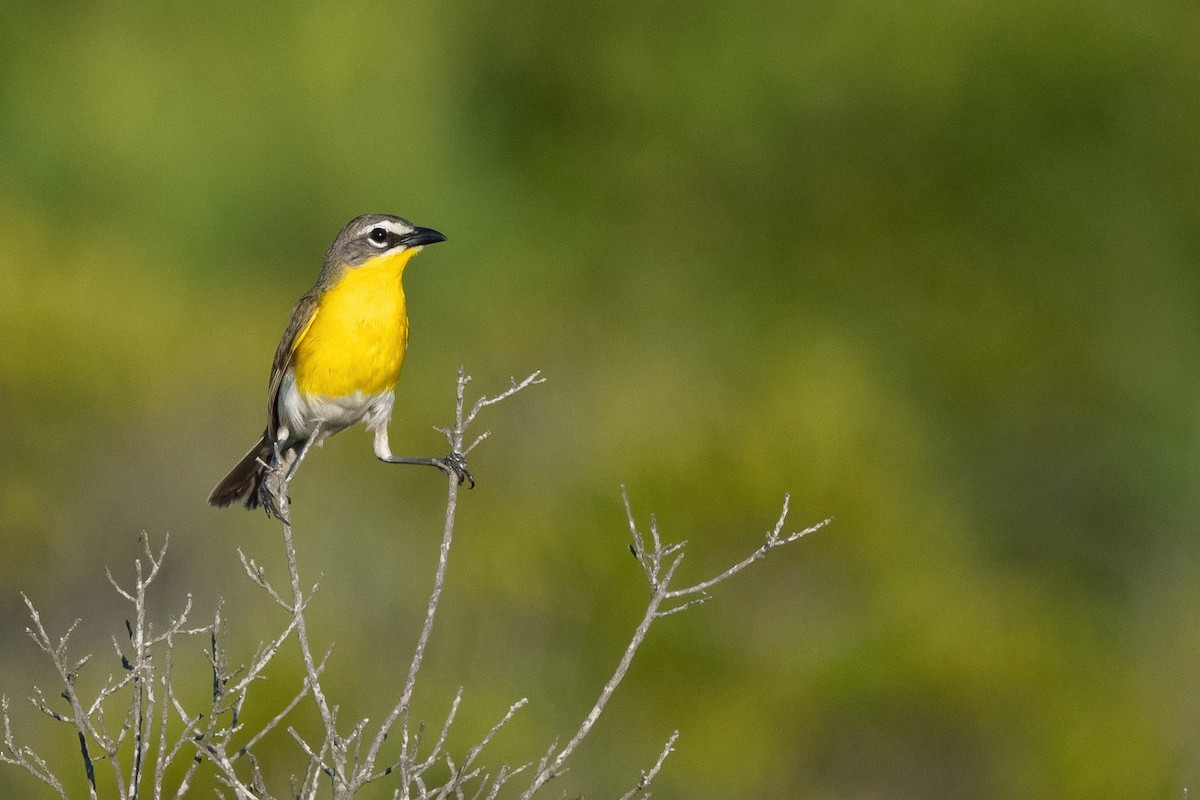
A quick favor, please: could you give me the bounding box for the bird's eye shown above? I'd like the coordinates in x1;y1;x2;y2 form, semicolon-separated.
368;228;389;246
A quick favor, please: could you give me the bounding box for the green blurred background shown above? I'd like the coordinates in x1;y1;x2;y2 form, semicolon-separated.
1;0;1197;797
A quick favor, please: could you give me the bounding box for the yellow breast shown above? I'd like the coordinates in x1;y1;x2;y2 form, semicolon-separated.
292;249;414;399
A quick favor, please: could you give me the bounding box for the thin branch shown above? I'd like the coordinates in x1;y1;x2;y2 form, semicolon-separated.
461;697;529;776
275;492;346;793
363;438;464;776
21;593;100;800
519;592;663;799
664;496;831;600
459;370;545;442
0;697;67;798
411;687;463;779
618;730;678;800
237;549;292;611
523;490;826;797
360;368;543;791
234;648;331;761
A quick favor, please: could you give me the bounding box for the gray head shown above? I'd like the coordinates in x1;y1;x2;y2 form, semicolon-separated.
322;213;447;273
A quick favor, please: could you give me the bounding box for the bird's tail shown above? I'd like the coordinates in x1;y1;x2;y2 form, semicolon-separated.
208;433;272;510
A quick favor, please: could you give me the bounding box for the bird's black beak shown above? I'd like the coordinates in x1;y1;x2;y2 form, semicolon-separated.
402;227;447;247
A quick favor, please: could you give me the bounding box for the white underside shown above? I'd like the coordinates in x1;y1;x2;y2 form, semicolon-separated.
275;370;397;458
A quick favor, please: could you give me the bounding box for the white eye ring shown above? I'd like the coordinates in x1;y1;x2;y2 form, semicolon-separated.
367;228;390;248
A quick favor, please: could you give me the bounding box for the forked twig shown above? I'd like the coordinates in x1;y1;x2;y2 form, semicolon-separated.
521;490;829;797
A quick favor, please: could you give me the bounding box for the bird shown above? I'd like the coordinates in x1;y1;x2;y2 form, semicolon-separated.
208;213;471;515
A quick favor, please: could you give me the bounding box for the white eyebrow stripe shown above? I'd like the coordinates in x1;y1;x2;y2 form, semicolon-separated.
356;219;412;239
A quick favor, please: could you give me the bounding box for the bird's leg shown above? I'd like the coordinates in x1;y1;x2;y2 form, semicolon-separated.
261;428;321;519
286;427;320;483
383;453;475;488
373;426;475;488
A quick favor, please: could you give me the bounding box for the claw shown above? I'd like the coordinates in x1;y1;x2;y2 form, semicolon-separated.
260;485;284;521
434;452;475;489
258;455;291;520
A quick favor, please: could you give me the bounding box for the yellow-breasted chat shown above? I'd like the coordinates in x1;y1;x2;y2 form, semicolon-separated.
208;213;471;515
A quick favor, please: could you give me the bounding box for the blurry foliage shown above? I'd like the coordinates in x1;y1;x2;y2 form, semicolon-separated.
1;0;1198;797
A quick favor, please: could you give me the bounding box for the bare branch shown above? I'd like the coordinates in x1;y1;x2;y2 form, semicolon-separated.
664;497;832;600
288;727;328;777
363;446;464;775
237;549;292;611
461;697;529;775
359;369;543;792
618;730;678;800
274;497;346;792
224;611;305;699
234;648;331;762
460;370;545;440
20;593;100;799
463;430;491;456
655;595;711;617
411;687;463;779
520;592;662;799
524;491;826;797
0;697;67;798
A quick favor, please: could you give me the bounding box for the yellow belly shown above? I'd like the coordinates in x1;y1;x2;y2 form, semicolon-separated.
292;251;413;399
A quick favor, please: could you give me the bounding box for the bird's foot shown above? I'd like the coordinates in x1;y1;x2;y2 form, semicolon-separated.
259;462;291;521
433;452;475;488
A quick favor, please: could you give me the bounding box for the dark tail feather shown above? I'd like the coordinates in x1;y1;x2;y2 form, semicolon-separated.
208;433;272;510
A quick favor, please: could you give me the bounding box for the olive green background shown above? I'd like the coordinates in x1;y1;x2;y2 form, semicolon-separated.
1;1;1197;797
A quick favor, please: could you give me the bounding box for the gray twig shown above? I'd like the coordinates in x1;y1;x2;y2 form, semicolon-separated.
618;730;678;800
353;368;542;796
521;489;827;797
